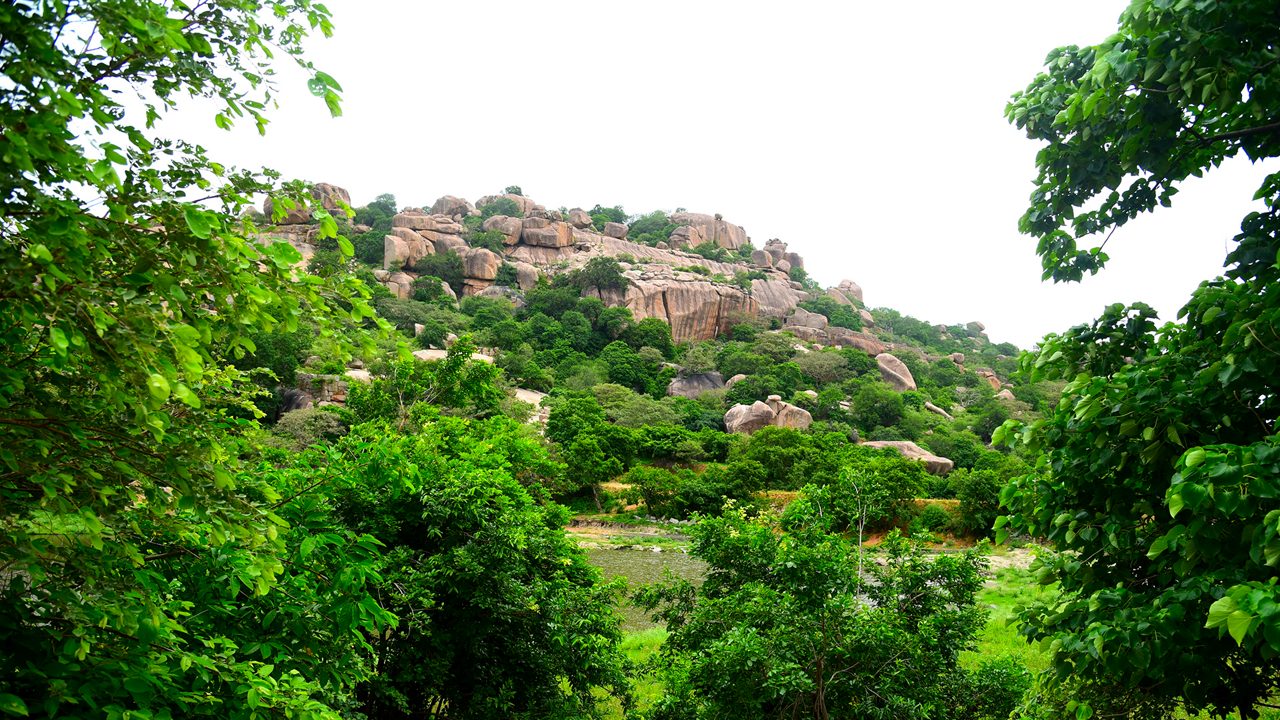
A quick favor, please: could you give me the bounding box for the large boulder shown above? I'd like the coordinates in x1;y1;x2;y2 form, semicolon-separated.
764;239;787;261
876;353;917;391
386;271;415;299
567;208;593;228
383;234;410;271
751;249;774;268
430;195;475;218
512;261;540;290
862;440;954;475
521;219;574;248
766;395;812;431
784;252;805;270
725;373;747;389
482;214;523;245
392;212;463;234
667;372;725;399
603;221;628;239
787;307;828;330
859;309;875;327
837;279;864;303
724;401;776;434
671;211;748;250
826;287;854;306
825;328;886;355
668;224;705;250
464;247;501;281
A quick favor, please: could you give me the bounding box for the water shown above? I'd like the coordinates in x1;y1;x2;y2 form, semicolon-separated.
586;548;707;631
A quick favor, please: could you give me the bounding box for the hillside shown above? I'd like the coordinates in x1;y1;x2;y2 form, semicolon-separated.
253;183;1046;489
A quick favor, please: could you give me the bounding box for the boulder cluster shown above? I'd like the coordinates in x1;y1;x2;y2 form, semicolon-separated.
723;395;813;434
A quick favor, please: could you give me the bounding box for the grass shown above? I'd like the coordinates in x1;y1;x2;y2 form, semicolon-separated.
961;565;1052;674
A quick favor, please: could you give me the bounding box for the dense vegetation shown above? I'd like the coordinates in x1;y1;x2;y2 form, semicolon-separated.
9;1;1274;719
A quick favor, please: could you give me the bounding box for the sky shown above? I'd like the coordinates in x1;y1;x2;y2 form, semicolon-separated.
157;0;1278;349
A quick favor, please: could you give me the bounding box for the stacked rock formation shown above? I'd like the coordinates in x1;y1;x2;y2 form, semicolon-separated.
724;394;813;434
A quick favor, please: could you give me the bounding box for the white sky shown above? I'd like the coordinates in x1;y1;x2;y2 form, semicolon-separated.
159;0;1278;349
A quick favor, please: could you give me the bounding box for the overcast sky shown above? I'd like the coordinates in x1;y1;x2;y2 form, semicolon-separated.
160;0;1278;348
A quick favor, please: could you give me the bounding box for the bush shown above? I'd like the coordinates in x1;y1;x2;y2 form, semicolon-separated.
412;251;465;296
494;262;519;287
503;185;523;196
272;407;348;450
467;229;507;253
571;256;627;292
628;210;677;246
910;502;954;536
798;295;862;330
479;197;522;219
589;204;627;231
949;468;1005;537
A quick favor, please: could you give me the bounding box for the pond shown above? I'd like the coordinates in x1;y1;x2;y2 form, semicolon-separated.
585;548;707;632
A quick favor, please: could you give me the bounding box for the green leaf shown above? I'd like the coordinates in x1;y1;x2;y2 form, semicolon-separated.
1207;596;1237;628
1201;306;1222;324
173;383;202;408
337;235;354;257
1228;610;1254;645
1169;493;1185;518
184;206;212;239
1185;448;1206;467
28;243;52;262
147;373;171;402
49;327;69;353
0;694;29;717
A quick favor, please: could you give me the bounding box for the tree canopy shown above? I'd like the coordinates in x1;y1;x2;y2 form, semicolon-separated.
1000;1;1280;717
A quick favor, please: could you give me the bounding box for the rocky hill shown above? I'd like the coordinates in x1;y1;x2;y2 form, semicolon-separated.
261;185;921;349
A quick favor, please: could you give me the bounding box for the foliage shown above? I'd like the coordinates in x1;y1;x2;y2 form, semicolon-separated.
998;2;1280;716
495;262;519;287
0;2;404;717
411;251;465;297
347;341;502;424
272;407;349;450
797;296;862;331
571;256;628;292
479;197;523;219
504;185;524;196
327;420;631;719
629;211;678;246
590;204;628;231
635;508;987;720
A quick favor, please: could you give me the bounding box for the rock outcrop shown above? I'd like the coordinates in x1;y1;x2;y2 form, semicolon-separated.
521;218;575;248
977;370;1002;390
603;221;628;239
724;395;812;434
670;212;749;250
482;215;523;245
430;195;476;218
667;372;725;398
768;395;813;430
876;353;917;391
862;440;954;475
724;401;776;434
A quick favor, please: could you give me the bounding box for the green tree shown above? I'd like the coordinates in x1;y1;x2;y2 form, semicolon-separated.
636;508;988;720
327;420;631;719
0;2;387;717
999;2;1280;716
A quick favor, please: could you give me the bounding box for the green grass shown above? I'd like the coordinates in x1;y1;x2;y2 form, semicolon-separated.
962;565;1053;674
600;628;667;720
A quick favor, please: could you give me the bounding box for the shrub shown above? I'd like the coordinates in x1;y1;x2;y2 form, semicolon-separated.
798;295;862;330
503;185;523;196
690;241;731;262
589;204;627;230
272;407;348;450
571;256;627;292
467;229;507;253
412;251;465;296
911;502;954;536
628;210;677;246
479;197;522;219
494;262;519;287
